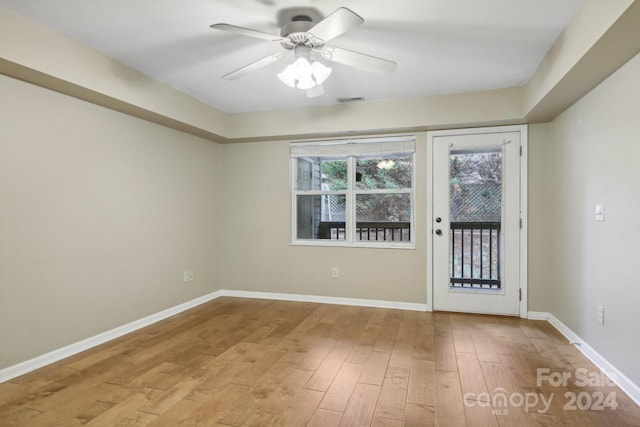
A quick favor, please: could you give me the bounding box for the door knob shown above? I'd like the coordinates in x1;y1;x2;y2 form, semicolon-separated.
435;229;442;236
435;217;442;223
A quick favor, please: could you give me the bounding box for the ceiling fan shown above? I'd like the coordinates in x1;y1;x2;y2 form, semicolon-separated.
210;7;397;97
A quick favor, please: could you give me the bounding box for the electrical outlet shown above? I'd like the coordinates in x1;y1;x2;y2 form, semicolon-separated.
183;271;194;283
597;305;604;325
331;267;339;279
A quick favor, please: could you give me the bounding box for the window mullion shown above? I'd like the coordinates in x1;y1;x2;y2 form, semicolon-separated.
346;156;356;244
355;188;412;195
291;157;297;243
295;190;346;196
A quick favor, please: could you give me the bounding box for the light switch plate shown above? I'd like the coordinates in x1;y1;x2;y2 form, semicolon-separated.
597;305;604;325
595;204;604;222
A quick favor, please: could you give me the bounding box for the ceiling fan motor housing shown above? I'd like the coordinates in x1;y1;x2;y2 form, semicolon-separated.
280;18;322;49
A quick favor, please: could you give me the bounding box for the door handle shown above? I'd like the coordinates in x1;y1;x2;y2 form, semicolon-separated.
435;229;442;236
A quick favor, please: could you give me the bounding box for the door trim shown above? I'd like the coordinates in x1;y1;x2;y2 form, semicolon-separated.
426;125;528;317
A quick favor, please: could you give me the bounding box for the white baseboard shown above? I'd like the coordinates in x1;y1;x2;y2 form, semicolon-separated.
0;290;224;383
0;290;426;383
526;311;551;321
528;311;640;406
219;289;428;312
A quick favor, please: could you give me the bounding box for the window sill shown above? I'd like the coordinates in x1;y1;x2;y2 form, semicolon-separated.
290;240;416;250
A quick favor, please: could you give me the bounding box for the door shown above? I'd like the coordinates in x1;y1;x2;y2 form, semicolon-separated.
430;128;523;315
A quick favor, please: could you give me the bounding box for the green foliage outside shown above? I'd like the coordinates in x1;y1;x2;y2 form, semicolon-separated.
321;157;412;222
320;157;412;190
321;160;348;190
450;152;502;222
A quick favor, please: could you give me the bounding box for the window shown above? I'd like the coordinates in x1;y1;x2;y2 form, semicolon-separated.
291;136;415;248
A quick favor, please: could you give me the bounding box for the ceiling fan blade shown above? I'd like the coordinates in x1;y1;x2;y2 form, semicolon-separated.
210;23;285;42
306;7;364;44
222;52;286;80
320;46;397;74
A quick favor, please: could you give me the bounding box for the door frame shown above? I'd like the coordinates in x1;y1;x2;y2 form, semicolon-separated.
426;125;528;318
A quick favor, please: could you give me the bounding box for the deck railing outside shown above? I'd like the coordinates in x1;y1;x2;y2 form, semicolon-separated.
316;221;499;289
450;221;501;289
317;221;411;241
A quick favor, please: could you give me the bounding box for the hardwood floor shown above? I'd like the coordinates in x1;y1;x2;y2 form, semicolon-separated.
1;297;639;426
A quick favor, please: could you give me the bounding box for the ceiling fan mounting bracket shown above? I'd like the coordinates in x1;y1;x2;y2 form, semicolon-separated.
277;7;324;27
291;15;312;23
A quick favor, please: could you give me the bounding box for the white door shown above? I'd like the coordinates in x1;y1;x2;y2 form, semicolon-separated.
429;127;524;315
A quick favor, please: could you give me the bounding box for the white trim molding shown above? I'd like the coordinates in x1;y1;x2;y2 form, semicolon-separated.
0;290;427;383
526;311;551;321
528;311;640;406
518;125;529;319
220;289;428;312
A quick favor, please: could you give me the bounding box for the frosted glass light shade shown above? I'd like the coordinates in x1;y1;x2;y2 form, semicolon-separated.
277;56;332;90
311;61;331;85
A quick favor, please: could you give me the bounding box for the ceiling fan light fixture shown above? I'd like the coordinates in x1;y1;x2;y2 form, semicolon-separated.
277;45;332;90
311;60;332;85
296;73;316;90
276;63;297;88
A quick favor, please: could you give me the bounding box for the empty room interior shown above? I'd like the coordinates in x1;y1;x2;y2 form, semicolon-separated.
1;0;640;425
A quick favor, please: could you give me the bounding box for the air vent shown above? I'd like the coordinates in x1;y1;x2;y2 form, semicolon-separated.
337;97;365;103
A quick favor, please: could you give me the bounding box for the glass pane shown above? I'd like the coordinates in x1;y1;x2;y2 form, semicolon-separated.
296;194;346;240
356;155;412;190
449;151;502;222
355;194;411;242
449;149;502;289
295;158;347;191
321;159;348;191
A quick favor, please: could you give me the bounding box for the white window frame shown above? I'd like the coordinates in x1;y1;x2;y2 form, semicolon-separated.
290;136;416;249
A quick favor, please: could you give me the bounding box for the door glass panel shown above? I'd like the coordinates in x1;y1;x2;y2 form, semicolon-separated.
449;149;502;289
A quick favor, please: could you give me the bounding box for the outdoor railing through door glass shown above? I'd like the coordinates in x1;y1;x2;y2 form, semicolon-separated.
450;221;501;289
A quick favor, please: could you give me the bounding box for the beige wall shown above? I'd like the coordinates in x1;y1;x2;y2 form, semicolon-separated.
218;130;552;311
0;75;221;369
523;0;634;115
227;88;524;141
546;53;640;384
0;75;548;371
527;124;551;311
219;135;428;304
0;6;228;140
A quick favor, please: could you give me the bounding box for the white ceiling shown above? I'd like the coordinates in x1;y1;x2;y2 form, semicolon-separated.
1;0;583;114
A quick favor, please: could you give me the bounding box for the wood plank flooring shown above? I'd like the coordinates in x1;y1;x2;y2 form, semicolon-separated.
1;297;639;426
